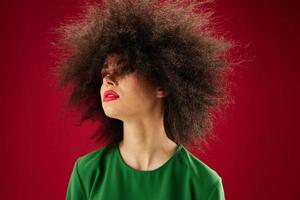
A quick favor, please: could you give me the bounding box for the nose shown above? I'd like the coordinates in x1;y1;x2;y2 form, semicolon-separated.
103;74;118;87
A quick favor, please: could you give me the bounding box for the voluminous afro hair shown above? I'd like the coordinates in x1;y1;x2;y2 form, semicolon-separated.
50;0;235;151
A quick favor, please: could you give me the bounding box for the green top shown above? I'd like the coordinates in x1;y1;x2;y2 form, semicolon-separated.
66;144;225;200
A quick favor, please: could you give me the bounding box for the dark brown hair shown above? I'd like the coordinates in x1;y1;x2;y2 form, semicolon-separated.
49;0;236;151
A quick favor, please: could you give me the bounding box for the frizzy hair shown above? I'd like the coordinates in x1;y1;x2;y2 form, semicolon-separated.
49;0;236;151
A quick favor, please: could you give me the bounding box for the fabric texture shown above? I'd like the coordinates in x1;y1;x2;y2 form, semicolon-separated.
66;144;225;200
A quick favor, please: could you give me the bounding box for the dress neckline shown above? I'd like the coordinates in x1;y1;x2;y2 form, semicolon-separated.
116;143;183;174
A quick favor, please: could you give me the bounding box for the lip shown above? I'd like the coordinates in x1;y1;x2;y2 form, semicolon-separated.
103;90;120;102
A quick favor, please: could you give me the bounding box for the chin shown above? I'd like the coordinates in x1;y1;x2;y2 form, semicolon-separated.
103;107;122;119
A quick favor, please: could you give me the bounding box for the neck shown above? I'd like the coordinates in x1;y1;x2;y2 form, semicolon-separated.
118;116;178;170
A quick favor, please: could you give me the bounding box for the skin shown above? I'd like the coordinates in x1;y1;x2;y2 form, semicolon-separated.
100;53;179;171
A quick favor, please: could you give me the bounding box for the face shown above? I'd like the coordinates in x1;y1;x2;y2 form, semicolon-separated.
100;53;167;121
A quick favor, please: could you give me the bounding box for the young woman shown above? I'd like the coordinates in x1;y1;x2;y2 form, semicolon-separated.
51;0;234;199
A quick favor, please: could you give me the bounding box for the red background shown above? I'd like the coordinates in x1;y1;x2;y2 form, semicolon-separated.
0;0;299;199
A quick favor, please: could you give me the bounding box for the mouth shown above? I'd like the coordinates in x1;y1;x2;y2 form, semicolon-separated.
103;95;119;102
103;90;120;102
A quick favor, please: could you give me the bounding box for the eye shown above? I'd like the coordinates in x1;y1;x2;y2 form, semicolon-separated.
101;72;108;78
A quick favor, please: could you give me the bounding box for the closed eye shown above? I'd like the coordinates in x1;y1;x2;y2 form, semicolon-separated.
101;72;108;78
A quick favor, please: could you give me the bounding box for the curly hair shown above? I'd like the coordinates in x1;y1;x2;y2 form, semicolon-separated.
49;0;235;151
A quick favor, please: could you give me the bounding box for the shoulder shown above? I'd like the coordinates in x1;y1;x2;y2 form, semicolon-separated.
77;145;110;162
179;146;225;199
75;145;112;176
180;146;222;187
67;145;113;198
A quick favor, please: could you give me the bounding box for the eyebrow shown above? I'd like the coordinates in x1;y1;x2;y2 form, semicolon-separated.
100;68;108;75
100;61;108;73
100;66;115;76
102;61;108;70
103;60;108;67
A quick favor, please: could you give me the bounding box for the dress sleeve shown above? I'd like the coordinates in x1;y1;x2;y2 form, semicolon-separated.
66;158;88;200
207;177;225;200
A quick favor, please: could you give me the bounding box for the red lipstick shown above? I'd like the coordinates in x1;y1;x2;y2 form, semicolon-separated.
103;90;120;102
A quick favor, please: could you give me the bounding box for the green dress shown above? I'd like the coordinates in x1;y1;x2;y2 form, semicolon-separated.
66;144;225;200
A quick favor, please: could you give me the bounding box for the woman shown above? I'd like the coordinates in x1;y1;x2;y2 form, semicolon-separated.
51;0;234;199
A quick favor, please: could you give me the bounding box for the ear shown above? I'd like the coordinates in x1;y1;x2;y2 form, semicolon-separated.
156;87;168;98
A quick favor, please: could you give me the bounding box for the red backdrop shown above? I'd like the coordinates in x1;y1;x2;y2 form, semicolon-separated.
0;0;299;199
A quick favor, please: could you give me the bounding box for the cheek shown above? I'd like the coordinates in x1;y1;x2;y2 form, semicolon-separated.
100;83;105;98
120;77;143;99
121;76;154;103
